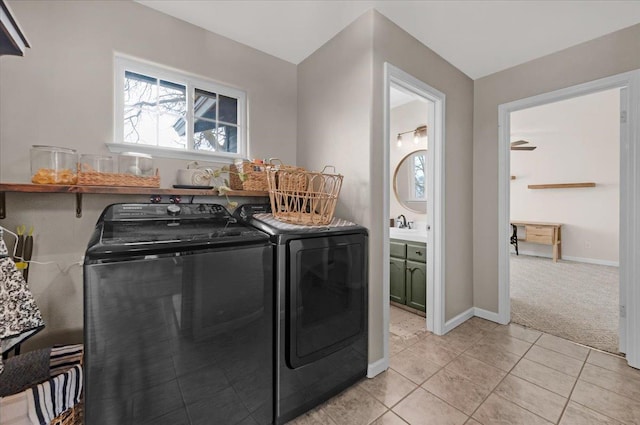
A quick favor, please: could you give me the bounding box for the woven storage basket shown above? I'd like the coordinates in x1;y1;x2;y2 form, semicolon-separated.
229;159;305;192
267;166;343;226
50;401;83;425
77;169;160;187
229;161;269;191
268;159;307;192
50;345;84;425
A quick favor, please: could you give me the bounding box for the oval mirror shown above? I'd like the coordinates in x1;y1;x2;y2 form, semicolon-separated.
393;150;426;214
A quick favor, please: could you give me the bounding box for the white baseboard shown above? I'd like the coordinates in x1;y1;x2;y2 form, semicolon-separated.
512;250;619;267
367;357;388;378
444;307;474;333
474;307;501;323
561;255;619;267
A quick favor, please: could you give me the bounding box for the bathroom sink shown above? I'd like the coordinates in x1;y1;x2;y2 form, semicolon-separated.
392;227;419;233
390;227;427;243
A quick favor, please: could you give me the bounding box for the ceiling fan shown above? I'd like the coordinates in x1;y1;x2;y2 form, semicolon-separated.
510;140;537;151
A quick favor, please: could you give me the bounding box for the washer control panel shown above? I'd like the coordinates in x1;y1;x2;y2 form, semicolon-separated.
106;203;231;221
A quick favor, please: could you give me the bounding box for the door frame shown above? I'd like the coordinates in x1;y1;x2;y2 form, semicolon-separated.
497;70;640;368
382;63;446;367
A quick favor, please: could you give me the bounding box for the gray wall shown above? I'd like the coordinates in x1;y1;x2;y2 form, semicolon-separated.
0;0;296;350
473;23;640;313
296;11;376;354
372;13;475;322
296;12;374;225
297;10;474;363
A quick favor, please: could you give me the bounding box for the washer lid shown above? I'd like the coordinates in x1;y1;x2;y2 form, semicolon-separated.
85;203;269;259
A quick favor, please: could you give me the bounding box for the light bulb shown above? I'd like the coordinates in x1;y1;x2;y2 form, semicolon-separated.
396;134;402;147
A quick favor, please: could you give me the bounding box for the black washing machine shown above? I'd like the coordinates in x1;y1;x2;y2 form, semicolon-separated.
84;203;273;425
236;205;368;425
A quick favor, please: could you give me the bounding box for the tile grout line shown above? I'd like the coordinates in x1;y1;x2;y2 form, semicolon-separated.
390;317;635;425
384;326;477;422
569;358;640;423
493;335;632;423
555;349;589;424
408;321;581;422
507;348;588;400
373;321;442;421
389;318;584;424
407;320;535;423
399;322;513;423
462;327;545;423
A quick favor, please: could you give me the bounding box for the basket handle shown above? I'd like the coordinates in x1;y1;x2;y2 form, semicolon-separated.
320;165;337;174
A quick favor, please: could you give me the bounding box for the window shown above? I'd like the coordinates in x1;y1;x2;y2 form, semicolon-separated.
411;152;425;199
113;56;246;161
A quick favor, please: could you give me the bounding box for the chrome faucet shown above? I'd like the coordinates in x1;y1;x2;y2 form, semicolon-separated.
397;215;407;228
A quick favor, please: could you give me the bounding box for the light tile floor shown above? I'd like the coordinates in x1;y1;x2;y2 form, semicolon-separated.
287;305;640;425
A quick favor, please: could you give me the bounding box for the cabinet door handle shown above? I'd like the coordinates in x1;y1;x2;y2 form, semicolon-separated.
415;250;423;256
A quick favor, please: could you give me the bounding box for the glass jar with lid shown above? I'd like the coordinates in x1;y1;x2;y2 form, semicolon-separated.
30;145;78;184
118;152;154;176
79;154;115;174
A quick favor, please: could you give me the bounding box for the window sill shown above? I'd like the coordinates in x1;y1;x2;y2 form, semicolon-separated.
106;143;242;164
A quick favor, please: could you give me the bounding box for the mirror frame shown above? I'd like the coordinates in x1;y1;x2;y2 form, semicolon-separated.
393;149;427;214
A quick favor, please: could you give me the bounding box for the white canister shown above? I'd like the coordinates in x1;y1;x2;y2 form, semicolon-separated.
176;168;214;186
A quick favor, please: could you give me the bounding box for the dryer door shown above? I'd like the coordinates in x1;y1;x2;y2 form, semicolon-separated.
286;233;366;369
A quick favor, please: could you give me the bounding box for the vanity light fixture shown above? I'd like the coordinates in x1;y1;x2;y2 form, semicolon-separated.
396;125;427;148
413;125;427;145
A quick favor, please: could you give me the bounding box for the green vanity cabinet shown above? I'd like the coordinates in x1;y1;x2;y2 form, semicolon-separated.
406;260;426;311
390;257;406;304
390;239;426;312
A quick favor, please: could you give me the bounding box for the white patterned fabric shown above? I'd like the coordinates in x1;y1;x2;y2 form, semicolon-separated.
0;229;8;256
0;256;45;376
254;213;356;229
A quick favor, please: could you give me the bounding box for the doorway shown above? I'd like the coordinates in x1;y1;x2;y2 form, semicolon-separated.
378;63;446;374
509;88;621;354
497;70;640;368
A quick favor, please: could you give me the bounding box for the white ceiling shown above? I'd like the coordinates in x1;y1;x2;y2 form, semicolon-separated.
390;86;419;109
136;1;640;79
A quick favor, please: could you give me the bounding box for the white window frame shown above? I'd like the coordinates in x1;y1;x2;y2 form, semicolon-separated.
110;55;247;163
408;151;426;202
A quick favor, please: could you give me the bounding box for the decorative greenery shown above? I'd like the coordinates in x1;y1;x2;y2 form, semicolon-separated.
212;165;247;208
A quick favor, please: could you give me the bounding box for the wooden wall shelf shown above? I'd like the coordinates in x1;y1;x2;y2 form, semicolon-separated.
528;182;596;190
0;183;268;219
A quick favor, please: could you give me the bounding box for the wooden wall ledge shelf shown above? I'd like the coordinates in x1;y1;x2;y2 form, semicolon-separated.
0;183;268;219
527;182;596;189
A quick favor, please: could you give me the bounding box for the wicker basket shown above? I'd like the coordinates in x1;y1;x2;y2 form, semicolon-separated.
267;166;343;225
77;169;160;187
268;159;307;192
229;161;269;191
50;345;84;425
229;159;305;192
51;401;83;425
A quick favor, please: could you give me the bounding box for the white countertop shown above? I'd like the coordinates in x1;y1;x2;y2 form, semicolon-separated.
390;227;427;244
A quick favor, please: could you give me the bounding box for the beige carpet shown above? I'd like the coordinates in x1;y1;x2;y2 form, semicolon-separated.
510;254;619;354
